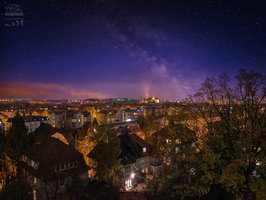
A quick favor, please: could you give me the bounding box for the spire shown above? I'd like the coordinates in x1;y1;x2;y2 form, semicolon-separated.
152;94;155;100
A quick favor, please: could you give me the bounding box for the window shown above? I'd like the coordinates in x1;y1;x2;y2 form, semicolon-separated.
125;178;132;189
74;161;78;167
145;157;148;163
142;158;144;164
33;190;36;200
34;177;37;185
143;147;146;153
70;162;73;168
145;167;148;173
61;163;65;170
32;161;39;170
125;166;131;173
142;167;148;174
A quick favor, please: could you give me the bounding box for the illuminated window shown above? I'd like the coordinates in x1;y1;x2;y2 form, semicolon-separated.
145;167;148;173
33;190;36;200
143;147;146;153
125;178;132;189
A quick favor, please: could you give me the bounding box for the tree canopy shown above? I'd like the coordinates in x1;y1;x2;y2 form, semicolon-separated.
89;125;122;187
149;69;266;200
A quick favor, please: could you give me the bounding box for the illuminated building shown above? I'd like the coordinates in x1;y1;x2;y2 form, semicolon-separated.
6;115;49;133
142;94;159;103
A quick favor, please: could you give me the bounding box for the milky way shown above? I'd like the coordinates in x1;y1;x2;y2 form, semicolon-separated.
1;0;266;100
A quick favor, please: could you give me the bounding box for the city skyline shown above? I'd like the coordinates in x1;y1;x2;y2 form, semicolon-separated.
1;0;265;100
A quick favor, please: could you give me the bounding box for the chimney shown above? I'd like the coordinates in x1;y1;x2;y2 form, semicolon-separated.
68;134;75;148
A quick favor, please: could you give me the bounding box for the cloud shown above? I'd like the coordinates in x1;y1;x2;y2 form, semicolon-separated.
0;82;107;99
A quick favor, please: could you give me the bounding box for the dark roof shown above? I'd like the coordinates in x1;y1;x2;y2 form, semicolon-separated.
88;133;159;166
7;116;49;122
73;124;96;139
30;123;58;145
129;134;158;157
119;134;139;165
87;140;107;159
117;126;131;134
81;111;91;116
21;137;90;182
29;123;73;145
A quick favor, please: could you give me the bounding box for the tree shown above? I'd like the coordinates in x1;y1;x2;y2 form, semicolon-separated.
188;69;266;199
0;112;29;199
138;116;152;142
149;110;200;199
92;117;98;125
89;125;122;187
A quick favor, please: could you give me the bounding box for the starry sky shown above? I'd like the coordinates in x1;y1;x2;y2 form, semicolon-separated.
1;0;266;101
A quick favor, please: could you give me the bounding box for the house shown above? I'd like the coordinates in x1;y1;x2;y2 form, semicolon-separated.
29;123;70;146
87;133;162;191
152;124;197;164
48;111;64;128
0;113;8;131
159;112;220;137
21;137;90;200
120;133;162;190
117;124;145;140
116;108;143;122
6;115;49;133
96;110;118;125
81;111;91;126
73;124;97;178
69;111;82;128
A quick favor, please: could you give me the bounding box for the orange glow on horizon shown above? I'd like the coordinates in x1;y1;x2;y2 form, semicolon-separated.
0;81;107;99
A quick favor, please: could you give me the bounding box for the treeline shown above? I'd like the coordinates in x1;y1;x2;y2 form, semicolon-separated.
143;69;266;200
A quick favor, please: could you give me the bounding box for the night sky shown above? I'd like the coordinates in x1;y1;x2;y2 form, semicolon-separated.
1;0;266;101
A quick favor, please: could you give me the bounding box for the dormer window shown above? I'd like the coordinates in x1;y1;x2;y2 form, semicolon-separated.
32;160;39;170
143;147;146;153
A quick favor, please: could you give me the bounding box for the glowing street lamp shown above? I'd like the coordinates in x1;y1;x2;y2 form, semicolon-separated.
130;173;135;179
